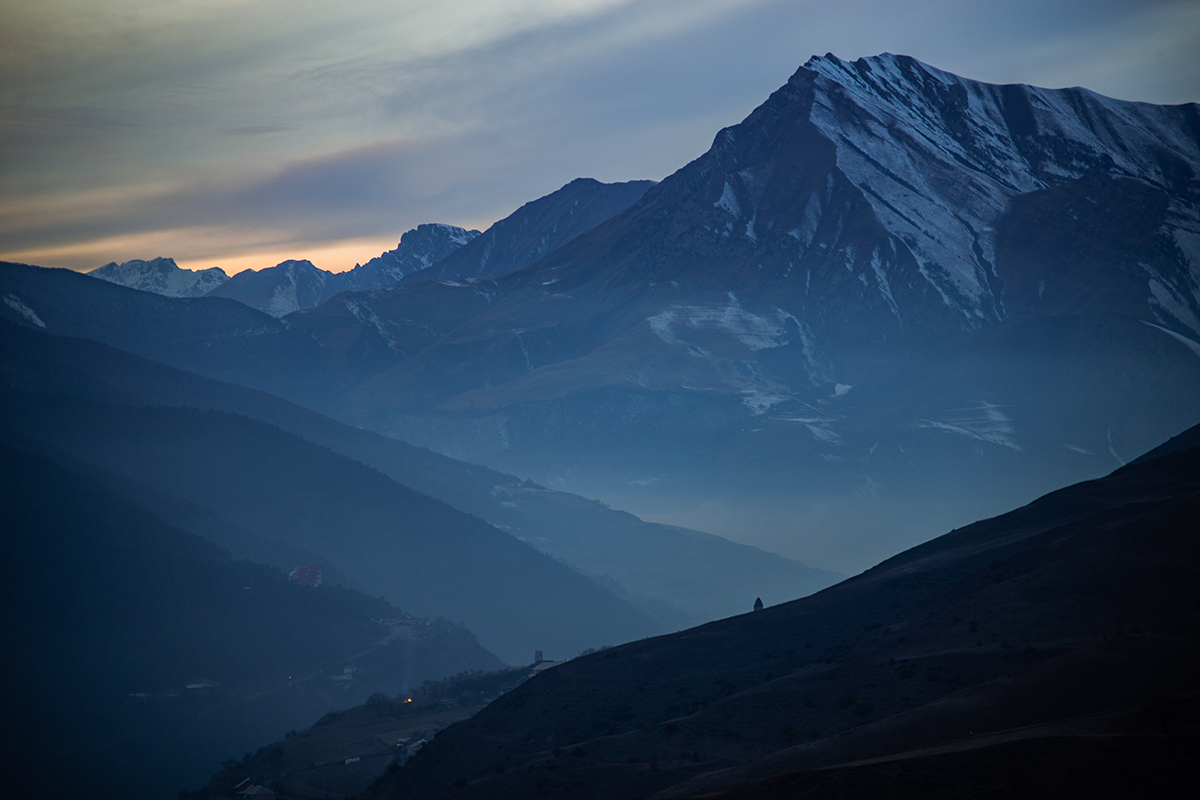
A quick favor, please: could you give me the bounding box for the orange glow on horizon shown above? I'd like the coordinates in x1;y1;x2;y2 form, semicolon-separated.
175;236;405;276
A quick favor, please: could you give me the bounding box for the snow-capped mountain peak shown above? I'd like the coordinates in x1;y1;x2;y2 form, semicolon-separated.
89;257;228;298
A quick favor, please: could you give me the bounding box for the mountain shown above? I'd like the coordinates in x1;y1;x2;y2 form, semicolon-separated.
206;224;479;316
89;256;229;297
0;389;662;666
0;444;502;800
0;260;346;408
276;53;1200;570
0;318;840;628
205;258;333;317
401;178;654;283
371;424;1200;799
5;54;1199;572
354;223;482;286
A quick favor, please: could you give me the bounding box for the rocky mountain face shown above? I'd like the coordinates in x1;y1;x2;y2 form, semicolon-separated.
89;256;229;297
402;178;654;283
205;223;479;316
276;54;1200;568
355;222;482;286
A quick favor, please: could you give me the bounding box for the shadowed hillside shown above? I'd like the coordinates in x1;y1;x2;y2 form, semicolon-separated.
0;319;839;627
371;427;1200;798
0;446;502;800
0;392;661;665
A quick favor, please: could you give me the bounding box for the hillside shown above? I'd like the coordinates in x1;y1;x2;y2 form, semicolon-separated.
0;390;662;665
372;427;1200;798
0;319;839;626
0;445;502;800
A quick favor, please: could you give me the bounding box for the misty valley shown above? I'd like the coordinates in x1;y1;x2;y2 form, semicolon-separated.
2;53;1199;799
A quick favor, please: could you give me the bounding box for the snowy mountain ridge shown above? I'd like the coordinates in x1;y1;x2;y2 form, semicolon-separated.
785;52;1200;334
206;223;480;316
89;257;229;298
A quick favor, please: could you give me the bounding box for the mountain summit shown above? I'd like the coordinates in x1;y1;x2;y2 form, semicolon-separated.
207;223;480;316
278;53;1200;564
90;257;229;297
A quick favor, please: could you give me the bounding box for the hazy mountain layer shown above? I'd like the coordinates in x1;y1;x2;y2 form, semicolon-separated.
373;425;1200;799
1;390;662;665
0;445;501;800
89;256;230;297
0;319;839;627
0;260;341;406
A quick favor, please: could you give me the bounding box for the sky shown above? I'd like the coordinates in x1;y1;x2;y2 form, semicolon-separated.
1;0;1197;275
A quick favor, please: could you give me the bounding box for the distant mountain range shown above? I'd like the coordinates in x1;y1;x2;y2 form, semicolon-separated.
400;178;655;284
276;53;1200;568
206;223;480;316
91;256;229;297
88;178;654;318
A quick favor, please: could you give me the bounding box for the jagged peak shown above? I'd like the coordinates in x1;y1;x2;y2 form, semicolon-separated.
271;259;320;271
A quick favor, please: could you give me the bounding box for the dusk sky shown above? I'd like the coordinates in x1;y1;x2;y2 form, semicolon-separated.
2;0;1197;276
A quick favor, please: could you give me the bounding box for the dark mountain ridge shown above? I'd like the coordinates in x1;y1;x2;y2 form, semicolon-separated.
0;444;502;800
372;424;1200;799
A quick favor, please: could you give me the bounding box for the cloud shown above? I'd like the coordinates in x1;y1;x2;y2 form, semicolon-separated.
1;0;1196;273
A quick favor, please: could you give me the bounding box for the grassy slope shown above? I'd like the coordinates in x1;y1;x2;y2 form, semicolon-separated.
373;432;1200;798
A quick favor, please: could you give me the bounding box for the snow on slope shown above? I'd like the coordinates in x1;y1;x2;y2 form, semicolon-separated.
800;53;1200;331
89;257;228;298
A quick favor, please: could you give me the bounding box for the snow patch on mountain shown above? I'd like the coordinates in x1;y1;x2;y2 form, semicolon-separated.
800;52;1200;326
648;294;791;352
90;257;228;298
343;297;399;352
917;401;1020;450
1142;320;1200;361
4;294;44;327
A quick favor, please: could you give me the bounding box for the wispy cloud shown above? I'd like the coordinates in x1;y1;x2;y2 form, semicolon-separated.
1;0;1195;273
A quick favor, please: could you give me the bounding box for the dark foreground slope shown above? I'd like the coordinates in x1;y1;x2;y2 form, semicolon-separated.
0;319;838;627
0;446;501;800
374;428;1200;799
